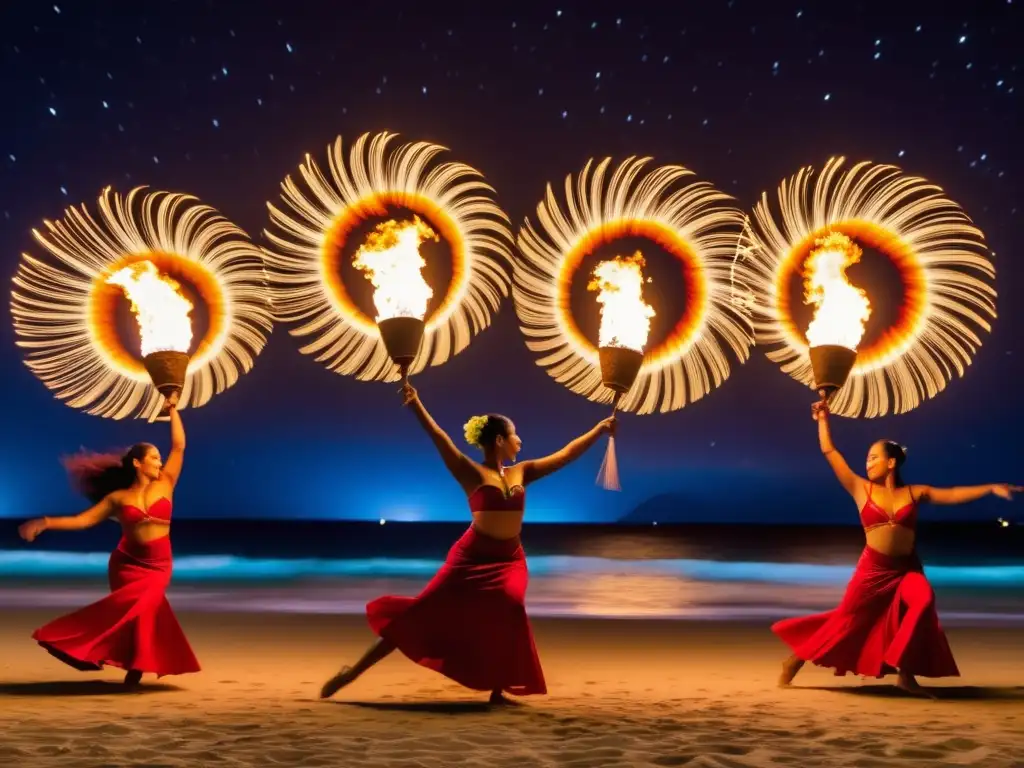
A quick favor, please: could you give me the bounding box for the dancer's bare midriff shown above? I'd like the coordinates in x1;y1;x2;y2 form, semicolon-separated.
122;520;171;545
864;525;915;558
471;510;524;540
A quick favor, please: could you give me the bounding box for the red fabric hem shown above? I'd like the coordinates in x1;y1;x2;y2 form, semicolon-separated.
34;638;201;678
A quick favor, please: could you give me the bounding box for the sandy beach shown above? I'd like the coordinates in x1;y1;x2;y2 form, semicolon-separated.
1;610;1022;767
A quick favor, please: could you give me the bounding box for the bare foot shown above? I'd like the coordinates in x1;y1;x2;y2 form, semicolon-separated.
896;671;937;699
123;669;143;688
488;689;519;706
778;656;805;687
320;666;358;699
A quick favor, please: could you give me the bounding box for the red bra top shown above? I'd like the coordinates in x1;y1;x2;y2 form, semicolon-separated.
860;483;917;532
469;484;526;513
120;497;173;525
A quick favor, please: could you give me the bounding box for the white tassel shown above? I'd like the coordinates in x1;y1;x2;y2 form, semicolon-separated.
596;435;621;491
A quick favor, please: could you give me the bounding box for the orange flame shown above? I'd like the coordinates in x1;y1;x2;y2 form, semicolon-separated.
352;217;437;322
802;232;871;350
105;260;194;357
587;251;656;351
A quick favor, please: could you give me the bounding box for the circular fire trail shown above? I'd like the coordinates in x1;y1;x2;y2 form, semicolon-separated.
733;157;996;418
262;131;514;383
10;187;273;420
513;155;755;415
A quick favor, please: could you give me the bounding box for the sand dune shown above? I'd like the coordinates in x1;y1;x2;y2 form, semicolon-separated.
1;610;1022;767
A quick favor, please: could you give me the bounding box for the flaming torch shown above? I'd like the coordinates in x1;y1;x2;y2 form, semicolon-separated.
105;260;194;418
587;251;656;490
352;217;438;384
803;232;872;404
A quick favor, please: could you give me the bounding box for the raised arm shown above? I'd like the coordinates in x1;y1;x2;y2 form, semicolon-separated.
18;495;117;542
813;400;863;500
160;393;185;487
521;416;616;485
914;483;1022;506
402;384;480;492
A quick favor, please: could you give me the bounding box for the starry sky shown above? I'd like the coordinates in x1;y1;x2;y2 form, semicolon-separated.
0;0;1021;525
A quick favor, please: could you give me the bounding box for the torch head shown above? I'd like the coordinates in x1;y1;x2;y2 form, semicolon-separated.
142;349;190;397
588;252;655;400
599;345;644;395
378;315;426;371
809;343;857;397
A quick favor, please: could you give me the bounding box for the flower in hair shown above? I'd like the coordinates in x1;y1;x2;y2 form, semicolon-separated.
463;415;489;447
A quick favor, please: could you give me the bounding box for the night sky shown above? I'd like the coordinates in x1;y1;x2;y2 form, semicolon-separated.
1;1;1021;525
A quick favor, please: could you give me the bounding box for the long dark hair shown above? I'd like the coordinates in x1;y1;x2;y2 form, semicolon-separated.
61;444;152;504
880;440;908;487
476;414;512;449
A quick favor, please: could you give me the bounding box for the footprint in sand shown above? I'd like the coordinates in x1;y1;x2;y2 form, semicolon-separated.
651;755;697;767
897;747;950;760
711;745;752;756
934;737;981;751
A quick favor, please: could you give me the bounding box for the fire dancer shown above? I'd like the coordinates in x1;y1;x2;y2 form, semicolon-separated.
773;398;1020;696
17;392;200;686
319;384;615;704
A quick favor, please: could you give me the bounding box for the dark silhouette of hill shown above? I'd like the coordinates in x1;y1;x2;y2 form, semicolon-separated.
617;493;694;524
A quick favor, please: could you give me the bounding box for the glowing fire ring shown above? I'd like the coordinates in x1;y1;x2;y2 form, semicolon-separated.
10;187;274;420
514;156;755;415
263;131;514;382
736;157;996;417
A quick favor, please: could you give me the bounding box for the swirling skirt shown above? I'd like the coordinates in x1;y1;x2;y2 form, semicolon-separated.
772;546;959;678
366;525;547;695
32;535;200;677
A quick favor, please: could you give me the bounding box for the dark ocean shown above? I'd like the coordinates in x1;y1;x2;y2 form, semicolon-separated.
1;520;1021;623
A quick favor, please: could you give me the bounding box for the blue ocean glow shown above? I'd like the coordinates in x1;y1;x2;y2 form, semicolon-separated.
1;550;1022;587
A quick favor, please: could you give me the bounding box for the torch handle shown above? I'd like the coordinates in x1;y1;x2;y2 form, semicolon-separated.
610;391;623;416
400;364;410;387
597;392;624;491
153;402;171;423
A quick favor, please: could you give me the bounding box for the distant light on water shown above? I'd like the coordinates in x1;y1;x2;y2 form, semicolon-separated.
377;505;426;523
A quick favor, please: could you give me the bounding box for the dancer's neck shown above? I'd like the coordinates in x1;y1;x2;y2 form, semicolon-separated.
482;455;505;474
129;477;154;492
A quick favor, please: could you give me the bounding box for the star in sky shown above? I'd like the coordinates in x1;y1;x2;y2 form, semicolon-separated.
0;1;1020;522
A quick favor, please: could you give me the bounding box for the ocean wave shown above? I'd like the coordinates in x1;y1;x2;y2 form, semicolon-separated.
2;550;1023;587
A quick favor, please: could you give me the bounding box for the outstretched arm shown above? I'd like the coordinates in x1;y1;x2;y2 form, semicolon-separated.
402;384;480;492
521;417;616;485
814;401;863;500
161;394;185;486
19;495;117;542
915;483;1022;506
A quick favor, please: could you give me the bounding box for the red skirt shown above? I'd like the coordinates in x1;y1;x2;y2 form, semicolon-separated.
772;546;959;678
366;525;547;695
32;535;200;678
